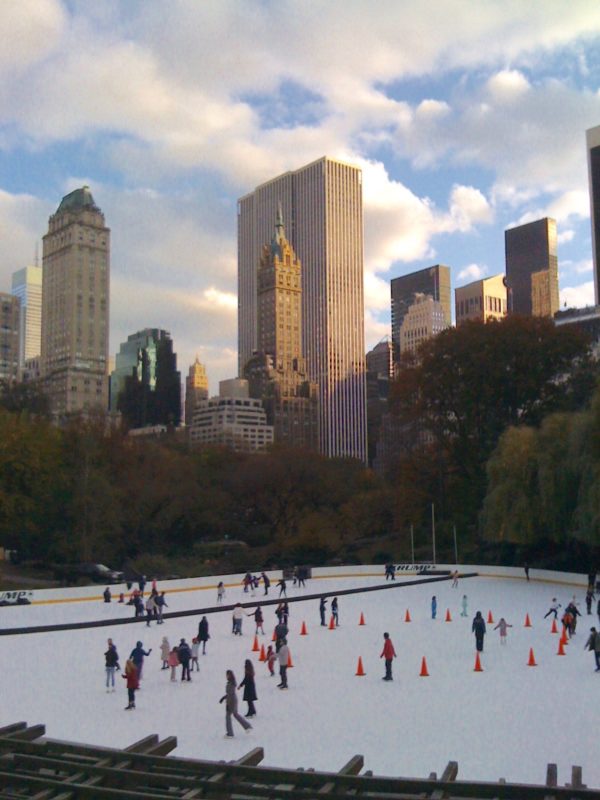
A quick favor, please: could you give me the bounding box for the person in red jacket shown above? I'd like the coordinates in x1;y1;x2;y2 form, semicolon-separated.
380;632;396;681
122;659;139;710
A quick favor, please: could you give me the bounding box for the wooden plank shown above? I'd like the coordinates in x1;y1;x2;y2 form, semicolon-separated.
234;747;264;767
7;724;46;742
338;755;364;776
123;734;159;754
0;722;27;737
142;736;178;757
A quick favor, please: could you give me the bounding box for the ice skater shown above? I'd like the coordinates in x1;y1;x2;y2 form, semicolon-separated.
585;627;600;671
122;659;139;710
266;645;276;676
472;611;486;652
130;641;152;680
451;571;459;588
461;595;468;617
431;596;437;619
277;639;290;688
104;638;119;692
232;603;244;635
220;670;252;737
217;581;225;604
198;616;210;653
261;572;270;595
380;632;396;681
168;647;179;681
249;606;265;635
277;578;287;597
586;587;595;615
191;638;200;671
238;659;257;717
160;636;170;669
319;597;327;626
178;638;192;681
331;597;339;626
543;598;561;619
493;618;513;644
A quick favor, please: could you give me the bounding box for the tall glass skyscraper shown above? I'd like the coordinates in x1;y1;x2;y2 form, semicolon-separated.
586;125;600;305
504;218;559;317
11;265;42;367
238;157;367;462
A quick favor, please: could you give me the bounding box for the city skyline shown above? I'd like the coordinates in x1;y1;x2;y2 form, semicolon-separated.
1;2;600;388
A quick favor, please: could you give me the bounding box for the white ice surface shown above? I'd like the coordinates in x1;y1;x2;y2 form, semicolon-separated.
1;571;598;787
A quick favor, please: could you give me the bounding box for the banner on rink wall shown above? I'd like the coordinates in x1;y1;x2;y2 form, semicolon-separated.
0;590;33;607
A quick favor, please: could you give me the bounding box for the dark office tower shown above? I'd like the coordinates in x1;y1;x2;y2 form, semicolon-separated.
238;157;366;462
390;265;451;360
41;186;109;418
365;338;393;467
111;328;181;429
504;218;559;317
587;125;600;304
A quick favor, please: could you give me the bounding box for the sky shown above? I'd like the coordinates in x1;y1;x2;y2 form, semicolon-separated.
1;568;598;786
1;1;600;390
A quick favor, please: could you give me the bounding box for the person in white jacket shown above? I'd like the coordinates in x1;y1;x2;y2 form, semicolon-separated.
277;639;290;689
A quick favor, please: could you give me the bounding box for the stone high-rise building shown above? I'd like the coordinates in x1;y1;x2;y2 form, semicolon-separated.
11;265;42;368
243;208;318;450
41;186;109;418
185;357;209;427
586;125;600;305
504;218;559;317
238;157;366;462
455;274;507;325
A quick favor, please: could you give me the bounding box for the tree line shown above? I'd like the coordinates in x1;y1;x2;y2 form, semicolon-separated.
0;315;598;573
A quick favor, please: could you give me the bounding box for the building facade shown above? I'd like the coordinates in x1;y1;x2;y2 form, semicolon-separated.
399;293;448;355
238;157;367;462
0;293;20;383
184;357;209;427
586;125;600;305
110;328;181;429
455;274;507;325
365;337;393;467
391;265;451;363
41;186;109;418
243;209;318;450
11;265;42;368
504;217;559;317
189;378;274;453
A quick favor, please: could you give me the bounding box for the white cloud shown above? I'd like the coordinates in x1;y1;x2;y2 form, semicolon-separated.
557;229;575;244
560;281;595;309
0;0;65;75
0;190;51;284
446;184;494;232
457;263;488;283
485;70;531;101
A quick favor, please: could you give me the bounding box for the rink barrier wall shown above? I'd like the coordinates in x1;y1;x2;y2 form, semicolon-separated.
0;571;479;636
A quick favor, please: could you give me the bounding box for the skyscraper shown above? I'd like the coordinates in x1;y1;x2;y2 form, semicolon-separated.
504;218;559;317
238;157;366;462
41;186;109;418
390;265;451;362
455;274;507;325
243;209;318;450
0;293;20;383
110;328;181;429
185;357;209;427
11;265;42;368
586;125;600;305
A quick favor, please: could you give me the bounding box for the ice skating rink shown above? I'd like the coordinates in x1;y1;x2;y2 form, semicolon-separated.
0;567;597;787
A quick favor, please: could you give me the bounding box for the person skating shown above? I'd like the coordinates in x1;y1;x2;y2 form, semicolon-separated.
122;659;139;710
277;639;290;688
319;597;327;626
543;598;561;619
584;627;600;671
220;670;252;737
168;647;179;681
191;638;200;671
232;603;244;635
461;595;468;617
103;586;111;603
566;599;581;633
332;597;339;626
274;619;288;652
238;659;258;716
276;578;287;597
261;572;270;595
493;618;513;644
156;591;168;623
585;587;595;615
266;645;276;676
451;571;459;588
104;638;119;692
217;581;225;604
380;632;396;681
198;616;210;654
524;563;530;582
160;636;170;670
562;608;574;639
178;638;192;681
145;594;156;626
472;611;486;652
282;602;290;625
431;596;437;620
130;641;152;680
249;606;264;635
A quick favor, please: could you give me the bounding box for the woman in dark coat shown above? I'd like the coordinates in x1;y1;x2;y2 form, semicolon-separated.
198;616;209;654
472;611;486;652
238;659;257;717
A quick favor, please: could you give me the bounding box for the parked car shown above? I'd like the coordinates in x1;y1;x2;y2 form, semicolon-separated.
78;563;124;583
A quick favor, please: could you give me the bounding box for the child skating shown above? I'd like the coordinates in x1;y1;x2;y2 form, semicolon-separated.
493;618;513;644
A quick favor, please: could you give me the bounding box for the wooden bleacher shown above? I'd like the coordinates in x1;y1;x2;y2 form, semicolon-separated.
0;722;598;799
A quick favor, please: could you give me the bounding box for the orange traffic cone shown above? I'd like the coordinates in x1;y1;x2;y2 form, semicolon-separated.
355;657;365;676
487;611;494;624
419;657;430;677
404;609;411;623
300;620;308;636
474;652;483;672
258;644;266;662
551;618;558;634
359;612;365;626
329;615;335;630
252;635;259;652
524;613;532;628
560;628;569;646
527;647;537;666
557;638;566;656
445;608;452;622
287;650;294;668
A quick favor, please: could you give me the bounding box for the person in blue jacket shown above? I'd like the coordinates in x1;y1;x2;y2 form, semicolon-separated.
472;611;486;652
431;596;437;619
129;641;152;680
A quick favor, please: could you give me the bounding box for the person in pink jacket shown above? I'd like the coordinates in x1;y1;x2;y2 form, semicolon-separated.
493;618;513;644
168;646;179;681
380;632;396;681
